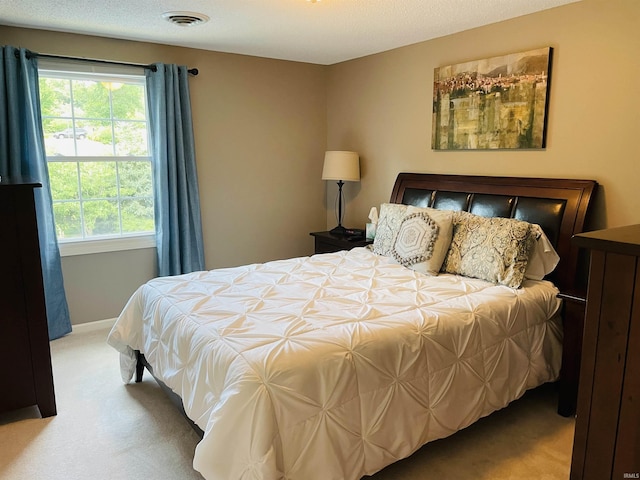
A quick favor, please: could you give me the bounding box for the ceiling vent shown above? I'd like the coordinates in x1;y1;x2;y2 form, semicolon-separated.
162;11;210;27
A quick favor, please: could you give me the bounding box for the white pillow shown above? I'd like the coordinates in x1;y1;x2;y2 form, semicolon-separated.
524;225;560;280
391;206;454;275
372;203;408;256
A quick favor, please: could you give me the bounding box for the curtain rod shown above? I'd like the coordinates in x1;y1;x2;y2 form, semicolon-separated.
17;50;199;76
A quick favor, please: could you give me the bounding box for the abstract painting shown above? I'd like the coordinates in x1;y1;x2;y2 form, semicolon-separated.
432;47;552;150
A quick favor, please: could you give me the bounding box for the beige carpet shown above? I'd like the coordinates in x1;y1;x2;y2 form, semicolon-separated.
0;321;575;480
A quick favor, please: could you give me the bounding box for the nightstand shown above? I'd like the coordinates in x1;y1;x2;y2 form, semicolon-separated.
310;231;373;254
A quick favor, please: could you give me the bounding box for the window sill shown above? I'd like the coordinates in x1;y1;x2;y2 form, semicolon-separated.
59;234;156;257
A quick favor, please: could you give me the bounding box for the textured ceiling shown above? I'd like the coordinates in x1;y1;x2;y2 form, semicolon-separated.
0;0;580;65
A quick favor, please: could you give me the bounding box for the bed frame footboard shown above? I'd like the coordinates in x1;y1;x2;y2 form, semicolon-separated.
135;350;204;437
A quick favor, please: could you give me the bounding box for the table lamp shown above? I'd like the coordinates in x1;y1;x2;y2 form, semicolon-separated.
322;151;360;235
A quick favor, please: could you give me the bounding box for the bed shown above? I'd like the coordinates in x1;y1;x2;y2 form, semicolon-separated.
108;172;597;480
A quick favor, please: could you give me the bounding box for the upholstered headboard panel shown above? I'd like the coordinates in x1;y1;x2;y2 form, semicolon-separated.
389;173;598;294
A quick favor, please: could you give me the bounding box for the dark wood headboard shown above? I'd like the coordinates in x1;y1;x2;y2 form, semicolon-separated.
389;172;597;295
389;173;598;417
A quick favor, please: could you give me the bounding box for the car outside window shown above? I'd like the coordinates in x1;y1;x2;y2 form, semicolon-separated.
53;127;88;139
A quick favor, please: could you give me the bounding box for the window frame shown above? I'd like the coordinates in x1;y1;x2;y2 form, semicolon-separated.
38;62;156;257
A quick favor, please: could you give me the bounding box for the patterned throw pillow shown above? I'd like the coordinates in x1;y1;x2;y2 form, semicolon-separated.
391;207;454;275
372;203;408;256
442;211;536;288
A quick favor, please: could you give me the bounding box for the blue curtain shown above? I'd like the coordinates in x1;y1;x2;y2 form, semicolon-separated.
0;46;72;340
146;63;205;276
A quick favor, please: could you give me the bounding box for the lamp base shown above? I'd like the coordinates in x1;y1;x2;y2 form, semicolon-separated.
329;225;347;236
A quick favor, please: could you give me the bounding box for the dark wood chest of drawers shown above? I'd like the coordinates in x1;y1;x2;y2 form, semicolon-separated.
0;179;56;417
571;225;640;479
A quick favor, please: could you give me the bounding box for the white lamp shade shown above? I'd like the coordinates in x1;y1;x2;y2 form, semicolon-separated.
322;151;360;182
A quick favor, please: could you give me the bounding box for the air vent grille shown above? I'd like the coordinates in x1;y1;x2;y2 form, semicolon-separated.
162;11;210;27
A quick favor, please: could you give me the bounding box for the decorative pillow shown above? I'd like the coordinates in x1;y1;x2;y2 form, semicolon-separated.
372;203;408;256
524;225;560;280
391;206;453;275
442;211;536;288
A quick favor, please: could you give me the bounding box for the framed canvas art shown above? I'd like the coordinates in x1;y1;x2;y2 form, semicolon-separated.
432;47;552;150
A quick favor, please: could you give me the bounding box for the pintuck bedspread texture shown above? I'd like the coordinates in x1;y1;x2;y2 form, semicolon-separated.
108;247;563;480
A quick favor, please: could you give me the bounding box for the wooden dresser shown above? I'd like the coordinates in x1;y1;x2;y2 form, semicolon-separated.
571;225;640;479
0;178;57;418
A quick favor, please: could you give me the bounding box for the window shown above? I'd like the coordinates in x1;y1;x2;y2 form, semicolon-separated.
39;65;155;256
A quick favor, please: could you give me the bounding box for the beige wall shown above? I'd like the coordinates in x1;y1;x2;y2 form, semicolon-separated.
327;0;640;232
0;27;328;324
2;0;638;323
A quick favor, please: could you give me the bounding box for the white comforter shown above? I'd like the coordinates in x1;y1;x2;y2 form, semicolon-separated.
107;247;562;480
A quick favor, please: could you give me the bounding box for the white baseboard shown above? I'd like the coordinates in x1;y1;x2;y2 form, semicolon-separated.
73;317;117;332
